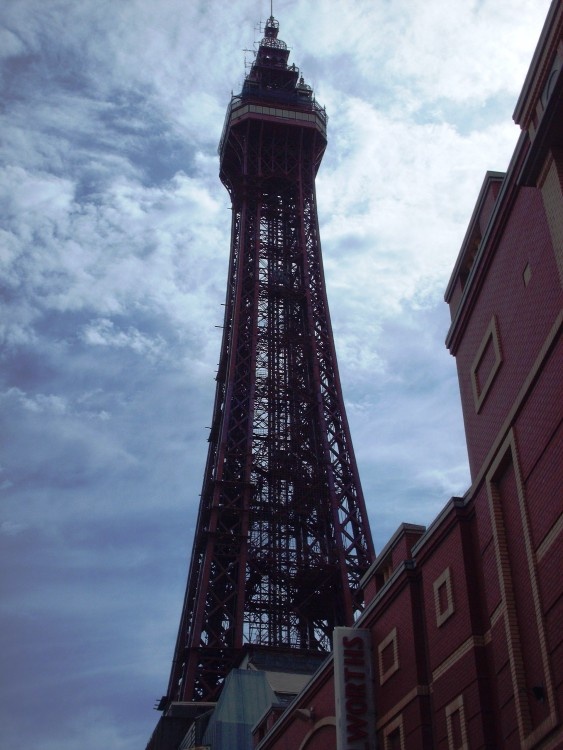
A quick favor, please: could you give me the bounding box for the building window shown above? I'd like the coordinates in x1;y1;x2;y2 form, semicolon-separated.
445;695;468;750
433;567;455;627
470;315;502;412
383;715;404;750
378;627;399;684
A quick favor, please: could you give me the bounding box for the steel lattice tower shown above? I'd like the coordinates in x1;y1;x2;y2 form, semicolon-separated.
167;16;375;705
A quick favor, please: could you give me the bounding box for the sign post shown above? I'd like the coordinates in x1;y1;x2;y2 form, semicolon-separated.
334;627;377;750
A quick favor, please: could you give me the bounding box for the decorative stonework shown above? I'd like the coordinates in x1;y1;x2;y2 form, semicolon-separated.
383;714;404;750
538;148;563;288
378;627;399;684
470;315;502;412
486;430;557;748
445;694;468;750
434;567;455;627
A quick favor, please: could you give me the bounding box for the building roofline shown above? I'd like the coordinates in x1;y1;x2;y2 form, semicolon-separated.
410;496;468;557
444;171;505;304
445;131;528;354
513;0;563;128
253;653;335;749
360;522;425;588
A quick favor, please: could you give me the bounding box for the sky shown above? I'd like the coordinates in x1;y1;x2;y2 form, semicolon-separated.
0;0;553;747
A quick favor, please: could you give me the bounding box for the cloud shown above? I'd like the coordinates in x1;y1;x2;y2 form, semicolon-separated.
0;163;227;363
383;0;544;104
0;0;552;747
81;318;167;359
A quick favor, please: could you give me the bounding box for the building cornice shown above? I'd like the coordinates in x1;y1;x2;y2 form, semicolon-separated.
513;0;563;131
445;133;528;355
444;171;504;305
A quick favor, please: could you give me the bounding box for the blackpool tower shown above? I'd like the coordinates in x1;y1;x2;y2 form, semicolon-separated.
163;14;375;709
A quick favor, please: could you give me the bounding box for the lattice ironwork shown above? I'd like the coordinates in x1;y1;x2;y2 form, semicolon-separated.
166;16;375;705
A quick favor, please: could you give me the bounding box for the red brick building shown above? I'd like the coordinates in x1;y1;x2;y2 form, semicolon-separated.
252;3;563;748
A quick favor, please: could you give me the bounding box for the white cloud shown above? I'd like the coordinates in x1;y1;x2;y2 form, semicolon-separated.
316;100;517;353
0;28;26;58
0;164;227;355
384;0;546;104
81;318;167;360
19;391;68;414
0;1;552;747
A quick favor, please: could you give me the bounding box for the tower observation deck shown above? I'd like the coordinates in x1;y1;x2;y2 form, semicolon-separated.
165;15;375;707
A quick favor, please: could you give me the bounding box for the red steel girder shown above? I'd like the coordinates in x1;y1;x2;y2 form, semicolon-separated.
165;18;375;706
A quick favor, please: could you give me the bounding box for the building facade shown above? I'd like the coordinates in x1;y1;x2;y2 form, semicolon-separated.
252;2;563;748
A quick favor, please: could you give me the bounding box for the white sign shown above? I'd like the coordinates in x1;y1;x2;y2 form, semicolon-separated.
334;627;377;750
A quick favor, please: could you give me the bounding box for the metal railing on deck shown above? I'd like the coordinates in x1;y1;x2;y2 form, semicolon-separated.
218;93;327;156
